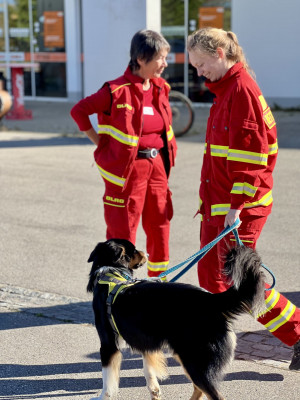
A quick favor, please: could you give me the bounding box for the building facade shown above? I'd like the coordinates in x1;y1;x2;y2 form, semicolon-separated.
0;0;298;108
0;0;160;102
232;0;300;108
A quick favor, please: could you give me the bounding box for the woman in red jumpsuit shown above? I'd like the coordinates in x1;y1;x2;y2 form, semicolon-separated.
187;27;299;370
71;30;177;279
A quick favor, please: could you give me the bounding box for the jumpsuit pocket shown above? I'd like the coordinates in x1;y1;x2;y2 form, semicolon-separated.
167;188;173;221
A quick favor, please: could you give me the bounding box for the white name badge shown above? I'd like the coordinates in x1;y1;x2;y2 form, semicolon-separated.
143;106;154;115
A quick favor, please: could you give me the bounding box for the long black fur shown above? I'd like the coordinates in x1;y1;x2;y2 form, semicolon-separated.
87;240;266;400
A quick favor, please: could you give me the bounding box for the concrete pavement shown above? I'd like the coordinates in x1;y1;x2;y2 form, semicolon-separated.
0;101;299;399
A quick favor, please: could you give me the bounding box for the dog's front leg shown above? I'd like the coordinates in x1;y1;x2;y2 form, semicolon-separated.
143;352;167;400
91;350;122;400
189;384;205;400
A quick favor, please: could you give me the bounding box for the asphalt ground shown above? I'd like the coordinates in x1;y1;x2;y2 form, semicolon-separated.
0;100;299;399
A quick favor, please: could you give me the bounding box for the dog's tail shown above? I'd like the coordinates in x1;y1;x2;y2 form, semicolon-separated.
221;246;266;318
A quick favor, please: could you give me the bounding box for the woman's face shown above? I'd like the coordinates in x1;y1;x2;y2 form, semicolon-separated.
137;48;169;80
188;48;228;82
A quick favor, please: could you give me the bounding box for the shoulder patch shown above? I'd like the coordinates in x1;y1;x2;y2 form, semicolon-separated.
263;108;276;129
258;95;276;130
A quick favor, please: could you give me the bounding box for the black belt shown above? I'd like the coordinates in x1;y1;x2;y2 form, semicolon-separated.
137;148;160;159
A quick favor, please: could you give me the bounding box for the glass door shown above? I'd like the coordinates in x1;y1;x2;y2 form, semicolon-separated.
0;0;66;99
33;0;66;97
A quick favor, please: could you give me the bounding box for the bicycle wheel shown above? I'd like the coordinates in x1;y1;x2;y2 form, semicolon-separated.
169;90;195;137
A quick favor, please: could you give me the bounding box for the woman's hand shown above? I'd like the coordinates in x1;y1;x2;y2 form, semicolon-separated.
84;127;99;146
224;209;242;228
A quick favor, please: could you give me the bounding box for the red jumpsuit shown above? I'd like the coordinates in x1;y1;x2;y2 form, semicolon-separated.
197;62;299;346
71;67;177;278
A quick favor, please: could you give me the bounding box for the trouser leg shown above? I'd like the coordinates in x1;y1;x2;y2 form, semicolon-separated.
258;284;300;346
197;221;230;293
198;217;300;346
142;154;172;278
102;160;150;243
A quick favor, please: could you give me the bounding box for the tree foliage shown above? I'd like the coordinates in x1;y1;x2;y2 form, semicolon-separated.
161;0;231;31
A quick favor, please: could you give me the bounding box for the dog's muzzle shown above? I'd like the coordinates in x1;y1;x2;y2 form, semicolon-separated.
137;148;160;159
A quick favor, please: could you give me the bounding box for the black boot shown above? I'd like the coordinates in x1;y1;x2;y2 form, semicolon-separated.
289;340;300;370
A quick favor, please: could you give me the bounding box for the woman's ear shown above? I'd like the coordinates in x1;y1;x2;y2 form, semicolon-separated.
136;57;143;68
216;47;225;59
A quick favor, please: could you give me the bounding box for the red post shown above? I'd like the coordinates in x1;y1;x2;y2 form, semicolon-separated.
6;66;33;120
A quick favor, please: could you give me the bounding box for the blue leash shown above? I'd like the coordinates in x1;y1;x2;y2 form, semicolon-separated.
158;218;276;291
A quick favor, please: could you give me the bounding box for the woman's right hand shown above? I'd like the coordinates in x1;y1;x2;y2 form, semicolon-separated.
84;127;99;146
224;209;242;228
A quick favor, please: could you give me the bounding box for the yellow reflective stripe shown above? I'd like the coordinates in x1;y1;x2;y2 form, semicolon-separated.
265;289;280;312
112;283;135;303
167;125;174;141
98;279;116;294
103;202;125;208
268;140;278;155
210;144;228;157
106;272;127;281
211;203;231;216
111;282;135;337
204;143;207;154
98;125;139;147
229;238;254;244
110;314;121;336
258;95;268;111
211;191;273;216
244;190;273;208
97;164;125;187
227;148;268;165
257;289;280;318
111;83;131;93
265;301;296;333
147;260;169;272
165;82;171;89
231;182;257;197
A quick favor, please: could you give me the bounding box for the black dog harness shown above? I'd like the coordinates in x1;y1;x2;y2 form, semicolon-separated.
97;270;139;341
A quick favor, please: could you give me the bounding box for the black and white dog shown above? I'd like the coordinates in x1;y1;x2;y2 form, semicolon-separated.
87;239;266;400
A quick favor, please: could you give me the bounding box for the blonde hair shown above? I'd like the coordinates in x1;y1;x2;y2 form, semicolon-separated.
187;27;255;78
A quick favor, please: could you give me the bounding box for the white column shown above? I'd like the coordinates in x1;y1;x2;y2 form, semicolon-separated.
65;0;82;101
82;0;161;97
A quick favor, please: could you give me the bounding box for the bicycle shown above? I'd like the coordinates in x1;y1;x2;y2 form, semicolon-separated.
169;90;195;137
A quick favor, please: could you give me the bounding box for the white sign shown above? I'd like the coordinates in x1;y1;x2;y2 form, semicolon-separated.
0;52;25;62
166;53;176;64
9;28;30;38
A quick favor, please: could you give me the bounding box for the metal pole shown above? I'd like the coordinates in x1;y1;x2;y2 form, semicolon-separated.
184;0;188;97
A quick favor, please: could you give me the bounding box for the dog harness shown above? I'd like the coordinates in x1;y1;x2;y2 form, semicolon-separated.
97;270;139;341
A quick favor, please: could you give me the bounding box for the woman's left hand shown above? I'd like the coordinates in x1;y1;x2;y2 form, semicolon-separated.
224;209;242;228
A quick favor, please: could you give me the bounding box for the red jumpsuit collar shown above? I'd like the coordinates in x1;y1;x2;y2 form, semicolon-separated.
124;66;166;90
205;62;244;96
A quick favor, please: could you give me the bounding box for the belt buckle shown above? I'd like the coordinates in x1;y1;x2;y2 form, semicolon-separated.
150;148;158;158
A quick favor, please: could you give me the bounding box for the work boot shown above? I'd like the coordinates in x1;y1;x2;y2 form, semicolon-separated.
289;340;300;370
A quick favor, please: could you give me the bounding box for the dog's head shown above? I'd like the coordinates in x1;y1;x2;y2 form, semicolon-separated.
87;239;147;292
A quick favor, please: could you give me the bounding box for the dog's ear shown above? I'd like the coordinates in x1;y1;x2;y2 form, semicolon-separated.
106;241;125;263
110;239;135;258
88;240;124;267
88;242;104;263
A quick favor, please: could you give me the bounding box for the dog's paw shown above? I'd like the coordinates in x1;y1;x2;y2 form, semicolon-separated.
150;388;162;400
